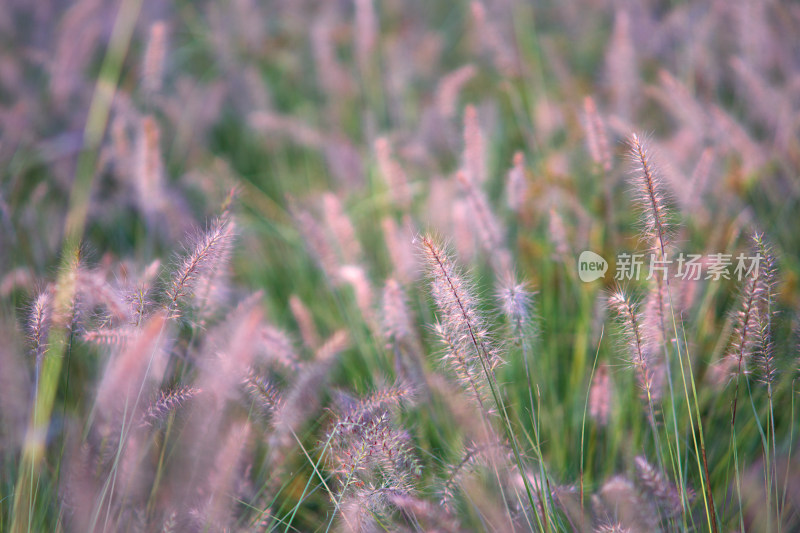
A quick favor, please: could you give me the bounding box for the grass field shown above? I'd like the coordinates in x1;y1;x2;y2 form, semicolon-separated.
1;1;799;531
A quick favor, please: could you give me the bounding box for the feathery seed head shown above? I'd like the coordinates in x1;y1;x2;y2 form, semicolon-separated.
497;277;534;338
337;381;416;422
752;232;778;386
421;237;484;344
141;386;200;427
728;275;764;377
326;385;421;496
724;233;774;385
167;215;233;310
244;372;283;416
29;288;53;363
633;456;684;517
608;289;657;400
419;236;503;374
628;134;671;254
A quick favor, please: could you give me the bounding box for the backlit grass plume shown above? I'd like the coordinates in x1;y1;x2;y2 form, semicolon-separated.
629;134;671;254
752;232;778;387
141;385;200;427
28;289;53;365
497;277;535;344
419;235;503;410
419;234;547;527
608;289;660;411
725;234;771;427
325;383;421;531
166;214;234;313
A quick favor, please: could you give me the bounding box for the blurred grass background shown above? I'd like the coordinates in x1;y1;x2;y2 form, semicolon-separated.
1;0;799;531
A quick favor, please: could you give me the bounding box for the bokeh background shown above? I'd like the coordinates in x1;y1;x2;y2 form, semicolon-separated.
1;1;799;531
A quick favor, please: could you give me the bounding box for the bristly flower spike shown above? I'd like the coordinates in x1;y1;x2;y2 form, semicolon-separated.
629;134;670;255
497;277;534;344
29;288;53;365
608;289;658;406
752;232;778;387
166;215;233;311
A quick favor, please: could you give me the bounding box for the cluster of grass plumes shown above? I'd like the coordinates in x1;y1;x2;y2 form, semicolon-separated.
3;0;800;532
421;235;502;414
2;198;370;531
52;224;340;529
